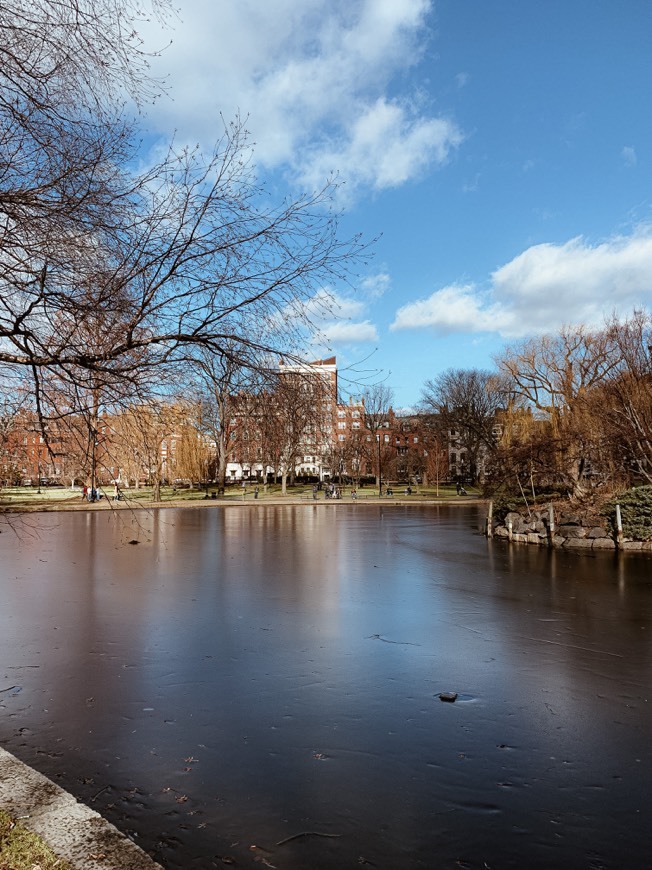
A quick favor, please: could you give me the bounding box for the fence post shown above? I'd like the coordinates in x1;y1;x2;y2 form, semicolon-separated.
486;501;493;538
507;518;513;542
615;503;623;550
547;503;555;548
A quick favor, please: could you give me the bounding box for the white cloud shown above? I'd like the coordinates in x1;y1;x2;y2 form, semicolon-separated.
390;227;652;338
140;0;461;199
297;99;462;200
622;145;637;168
391;283;511;334
360;271;391;299
296;288;365;323
321;320;379;343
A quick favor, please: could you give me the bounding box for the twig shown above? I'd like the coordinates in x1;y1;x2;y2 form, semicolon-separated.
276;831;341;846
91;786;109;802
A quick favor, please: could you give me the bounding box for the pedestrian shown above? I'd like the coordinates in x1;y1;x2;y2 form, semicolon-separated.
81;484;87;500
113;482;120;501
254;486;259;499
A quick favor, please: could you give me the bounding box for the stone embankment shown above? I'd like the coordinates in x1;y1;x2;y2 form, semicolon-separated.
489;505;652;552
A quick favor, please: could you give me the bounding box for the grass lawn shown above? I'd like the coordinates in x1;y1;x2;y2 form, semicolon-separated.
0;481;480;509
0;809;71;869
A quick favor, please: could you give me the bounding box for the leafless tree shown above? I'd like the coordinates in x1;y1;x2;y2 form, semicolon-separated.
1;0;368;441
595;311;652;484
420;369;508;484
261;369;331;493
496;327;622;495
361;383;394;493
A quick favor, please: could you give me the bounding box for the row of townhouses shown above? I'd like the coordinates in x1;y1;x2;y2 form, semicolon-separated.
2;358;473;487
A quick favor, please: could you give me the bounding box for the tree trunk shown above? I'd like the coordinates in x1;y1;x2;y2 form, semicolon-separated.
216;434;227;495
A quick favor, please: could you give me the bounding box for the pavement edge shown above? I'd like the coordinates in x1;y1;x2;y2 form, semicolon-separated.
0;747;163;869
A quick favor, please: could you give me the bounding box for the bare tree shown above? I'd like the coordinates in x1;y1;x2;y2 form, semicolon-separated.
1;0;368;437
185;350;259;494
595;311;652;484
256;368;332;494
110;402;182;500
420;369;507;484
496;327;622;495
362;384;394;494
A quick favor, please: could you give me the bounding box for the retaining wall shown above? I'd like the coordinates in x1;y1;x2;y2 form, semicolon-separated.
489;506;652;551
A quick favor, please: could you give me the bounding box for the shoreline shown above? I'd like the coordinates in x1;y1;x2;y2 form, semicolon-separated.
1;493;487;513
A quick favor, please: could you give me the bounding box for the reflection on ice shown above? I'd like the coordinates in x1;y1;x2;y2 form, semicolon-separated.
1;505;651;869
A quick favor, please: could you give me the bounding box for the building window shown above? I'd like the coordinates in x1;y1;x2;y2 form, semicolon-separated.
351;410;360;418
338;434;346;442
337;410;346;418
384;434;389;443
413;436;418;443
352;421;360;429
338;422;346;429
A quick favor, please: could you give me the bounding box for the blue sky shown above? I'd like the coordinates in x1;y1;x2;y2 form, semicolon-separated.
140;0;652;409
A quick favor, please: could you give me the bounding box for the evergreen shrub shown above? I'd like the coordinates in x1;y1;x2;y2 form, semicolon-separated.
603;486;652;540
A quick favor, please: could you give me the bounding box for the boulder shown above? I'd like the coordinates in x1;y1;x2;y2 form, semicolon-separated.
587;526;609;539
563;537;593;549
558;525;586;538
591;538;616;550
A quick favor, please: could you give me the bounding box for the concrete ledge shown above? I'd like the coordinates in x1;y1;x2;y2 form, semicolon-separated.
0;748;162;870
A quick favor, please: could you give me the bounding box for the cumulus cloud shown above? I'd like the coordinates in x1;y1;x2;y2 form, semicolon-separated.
140;0;461;199
297;98;462;200
321;320;379;343
360;271;391;299
287;287;379;347
391;283;511;334
390;228;652;338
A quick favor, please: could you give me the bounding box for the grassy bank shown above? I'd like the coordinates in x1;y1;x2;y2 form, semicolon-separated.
0;482;481;510
0;810;71;870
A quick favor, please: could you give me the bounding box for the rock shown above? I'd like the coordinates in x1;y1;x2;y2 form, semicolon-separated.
437;692;458;702
591;538;616;550
587;526;608;538
563;537;593;549
558;525;586;538
494;526;509;538
622;541;643;551
527;532;545;545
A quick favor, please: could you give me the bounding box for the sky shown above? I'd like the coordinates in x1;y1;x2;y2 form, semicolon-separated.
138;0;652;409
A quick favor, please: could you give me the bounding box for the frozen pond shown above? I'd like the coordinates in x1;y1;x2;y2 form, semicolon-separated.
1;505;651;868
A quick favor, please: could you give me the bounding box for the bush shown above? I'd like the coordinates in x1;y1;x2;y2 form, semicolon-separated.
602;486;652;540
